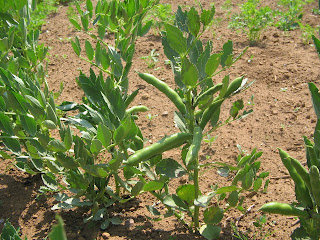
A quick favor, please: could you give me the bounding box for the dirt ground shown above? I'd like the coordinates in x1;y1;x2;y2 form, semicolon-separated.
1;0;320;239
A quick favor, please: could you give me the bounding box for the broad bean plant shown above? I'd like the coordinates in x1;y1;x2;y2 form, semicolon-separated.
260;36;320;240
125;5;268;239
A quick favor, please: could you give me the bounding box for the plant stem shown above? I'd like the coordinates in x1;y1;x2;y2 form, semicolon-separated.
193;161;200;230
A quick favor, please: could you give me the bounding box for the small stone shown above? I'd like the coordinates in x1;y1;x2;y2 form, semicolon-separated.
271;110;278;115
102;232;110;239
32;214;38;219
125;219;135;228
141;94;149;100
162;111;169;116
0;219;4;224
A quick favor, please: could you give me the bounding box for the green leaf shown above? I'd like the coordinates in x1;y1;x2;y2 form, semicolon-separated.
221;40;233;67
48;215;67;240
43;120;57;129
69;18;81;31
81;13;89;31
176;184;196;206
0;112;13;135
20;115;37;136
47;139;67;152
85;40;94;61
42;173;58;191
155;158;186;178
181;58;198;87
205;53;221;77
82;164;109;178
64;126;72;149
312;35;320;58
143;180;164;192
203;206;224;224
227;191;238;207
86;0;93;18
146;205;161;216
253;178;263;192
187;7;200;37
200;224;221;240
309;83;320;119
163;194;188;210
3;135;21;154
201;6;215;27
56;153;79;169
90;138;103;155
131;181;144;196
219;75;229;98
71;36;81;56
291;227;312;240
97;123;111;148
215;186;239;194
165;23;187;55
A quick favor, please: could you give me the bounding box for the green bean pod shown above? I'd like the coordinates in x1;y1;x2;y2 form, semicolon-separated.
126;105;149;115
310;165;320;207
184;126;202;169
199;98;224;130
194;83;223;107
291;157;312;191
224;76;244;98
126;132;192;166
138;72;187;115
278;148;313;208
260;202;309;218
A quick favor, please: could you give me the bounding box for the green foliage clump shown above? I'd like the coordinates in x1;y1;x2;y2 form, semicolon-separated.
229;0;274;45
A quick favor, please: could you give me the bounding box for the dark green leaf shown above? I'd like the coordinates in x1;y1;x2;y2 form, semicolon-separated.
181;58;198;87
42;173;58;191
90;139;103;155
155;158;186;178
309;83;320;119
253;178;263;192
163;194;188;210
205;54;221;77
227;191;238;207
3;135;21;154
203;206;224;225
85;40;94;61
20;115;37;136
71;37;81;56
187;7;200;37
47;139;67;152
221;40;233;67
48;215;67;240
165;23;187;55
176;184;196;206
0;112;13;135
200;224;221;240
82;164;109;178
143;180;164;192
131;181;144;196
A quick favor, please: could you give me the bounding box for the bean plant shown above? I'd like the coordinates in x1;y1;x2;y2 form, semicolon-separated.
260;36;320;240
125;5;268;239
229;0;274;45
275;0;313;31
0;0;158;229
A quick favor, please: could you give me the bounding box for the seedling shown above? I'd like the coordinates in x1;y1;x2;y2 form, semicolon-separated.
141;49;159;69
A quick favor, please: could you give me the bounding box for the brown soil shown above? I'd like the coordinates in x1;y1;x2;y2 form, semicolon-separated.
1;0;320;239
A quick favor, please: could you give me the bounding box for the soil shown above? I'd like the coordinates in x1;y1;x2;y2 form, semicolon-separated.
1;0;320;239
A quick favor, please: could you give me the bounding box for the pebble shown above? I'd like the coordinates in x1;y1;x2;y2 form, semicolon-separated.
141;93;149;100
101;232;110;239
0;219;4;224
162;111;169;116
125;218;135;228
32;214;38;219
